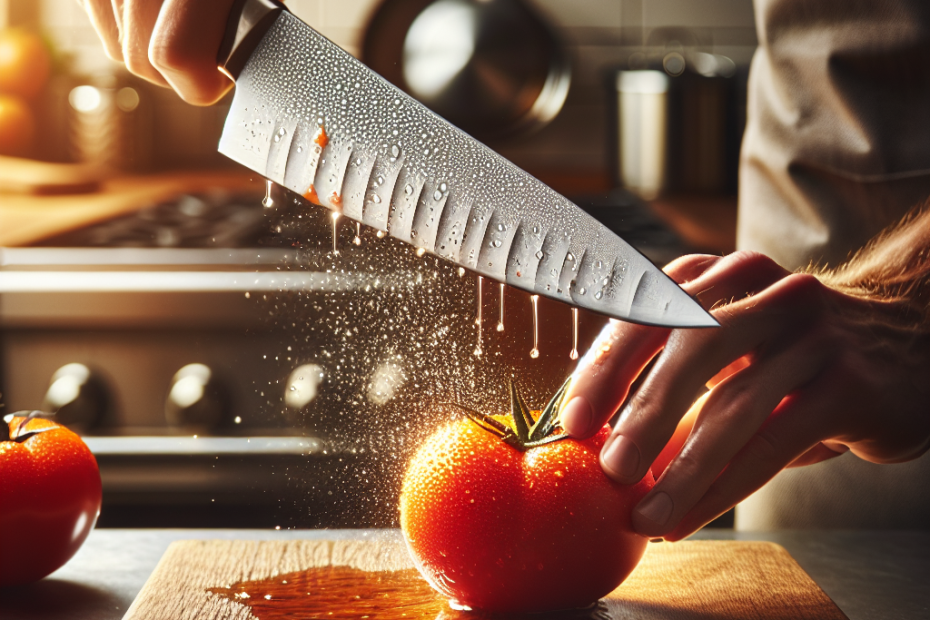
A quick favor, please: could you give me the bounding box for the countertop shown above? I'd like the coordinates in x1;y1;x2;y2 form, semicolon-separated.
0;529;927;620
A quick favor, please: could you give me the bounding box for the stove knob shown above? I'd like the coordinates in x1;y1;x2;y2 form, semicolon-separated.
165;363;225;430
43;363;109;432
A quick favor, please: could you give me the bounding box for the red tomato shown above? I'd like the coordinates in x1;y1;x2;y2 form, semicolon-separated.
0;414;102;585
400;383;654;613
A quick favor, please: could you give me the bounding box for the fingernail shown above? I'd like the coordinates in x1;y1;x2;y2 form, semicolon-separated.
561;396;593;437
636;492;674;529
600;435;641;482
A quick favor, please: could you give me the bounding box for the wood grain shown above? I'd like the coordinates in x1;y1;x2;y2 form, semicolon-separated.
123;538;846;620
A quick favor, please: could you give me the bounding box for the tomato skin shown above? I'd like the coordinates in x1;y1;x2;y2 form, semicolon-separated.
0;417;102;585
400;417;654;613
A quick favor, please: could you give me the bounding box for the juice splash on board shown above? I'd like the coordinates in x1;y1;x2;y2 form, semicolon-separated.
207;565;612;620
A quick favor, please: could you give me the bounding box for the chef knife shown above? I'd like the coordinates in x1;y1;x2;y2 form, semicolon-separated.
216;0;716;328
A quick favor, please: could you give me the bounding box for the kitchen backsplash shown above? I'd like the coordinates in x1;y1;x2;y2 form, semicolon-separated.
22;0;757;178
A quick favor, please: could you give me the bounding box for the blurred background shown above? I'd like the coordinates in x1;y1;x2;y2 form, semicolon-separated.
0;0;755;529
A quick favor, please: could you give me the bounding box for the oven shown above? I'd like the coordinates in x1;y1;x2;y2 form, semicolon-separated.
0;179;687;528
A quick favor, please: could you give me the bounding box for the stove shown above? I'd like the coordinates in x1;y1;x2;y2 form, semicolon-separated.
0;184;686;527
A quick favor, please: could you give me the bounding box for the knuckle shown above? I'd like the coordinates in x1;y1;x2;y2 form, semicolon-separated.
720;250;781;278
746;431;784;469
148;41;188;75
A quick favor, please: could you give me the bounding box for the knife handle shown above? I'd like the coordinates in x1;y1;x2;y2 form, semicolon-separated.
217;0;289;81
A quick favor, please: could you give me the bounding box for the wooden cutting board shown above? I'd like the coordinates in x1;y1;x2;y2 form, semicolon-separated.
123;538;846;620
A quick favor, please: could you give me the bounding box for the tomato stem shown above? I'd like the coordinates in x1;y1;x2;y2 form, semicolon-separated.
445;378;573;452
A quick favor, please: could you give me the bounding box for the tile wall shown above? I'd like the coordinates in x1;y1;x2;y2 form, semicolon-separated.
20;0;757;179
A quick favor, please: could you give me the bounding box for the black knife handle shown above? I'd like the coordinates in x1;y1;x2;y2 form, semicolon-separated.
217;0;289;81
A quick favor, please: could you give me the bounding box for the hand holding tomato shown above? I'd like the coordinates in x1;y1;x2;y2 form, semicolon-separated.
561;243;930;541
0;413;102;585
400;383;654;613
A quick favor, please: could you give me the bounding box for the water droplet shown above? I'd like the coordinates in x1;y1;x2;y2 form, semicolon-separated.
578;287;586;295
529;294;540;359
377;175;384;185
567;253;575;262
535;250;544;260
433;190;442;201
491;240;502;248
370;194;381;204
376;230;386;238
595;290;603;300
391;145;400;157
411;230;418;238
262;180;274;208
457;267;466;277
570;307;579;360
404;184;413;195
296;145;303;153
416;247;426;257
439;182;448;192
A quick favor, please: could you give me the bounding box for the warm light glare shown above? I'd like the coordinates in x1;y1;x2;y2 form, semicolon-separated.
69;85;102;112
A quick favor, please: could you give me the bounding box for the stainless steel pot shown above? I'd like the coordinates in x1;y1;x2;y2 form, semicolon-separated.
362;0;571;142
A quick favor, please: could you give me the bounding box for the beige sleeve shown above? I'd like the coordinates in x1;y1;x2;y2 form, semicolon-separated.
737;0;930;271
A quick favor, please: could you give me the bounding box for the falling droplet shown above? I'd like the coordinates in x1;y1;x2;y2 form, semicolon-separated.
331;211;340;255
496;283;505;332
529;294;540;359
353;222;362;246
475;276;483;326
474;276;484;356
416;247;426;257
262;180;274;208
570;307;579;360
457;267;466;277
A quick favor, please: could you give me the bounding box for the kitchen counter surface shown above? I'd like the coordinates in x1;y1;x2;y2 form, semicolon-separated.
0;528;926;620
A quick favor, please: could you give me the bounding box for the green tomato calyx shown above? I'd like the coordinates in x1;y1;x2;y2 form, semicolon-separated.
448;378;572;452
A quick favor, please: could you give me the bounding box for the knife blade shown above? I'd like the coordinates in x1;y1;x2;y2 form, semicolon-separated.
216;0;716;328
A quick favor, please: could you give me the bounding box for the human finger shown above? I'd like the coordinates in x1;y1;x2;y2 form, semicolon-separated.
122;0;170;86
150;0;238;105
706;353;752;389
660;382;839;540
81;0;123;61
629;319;831;537
596;259;806;484
560;256;723;439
